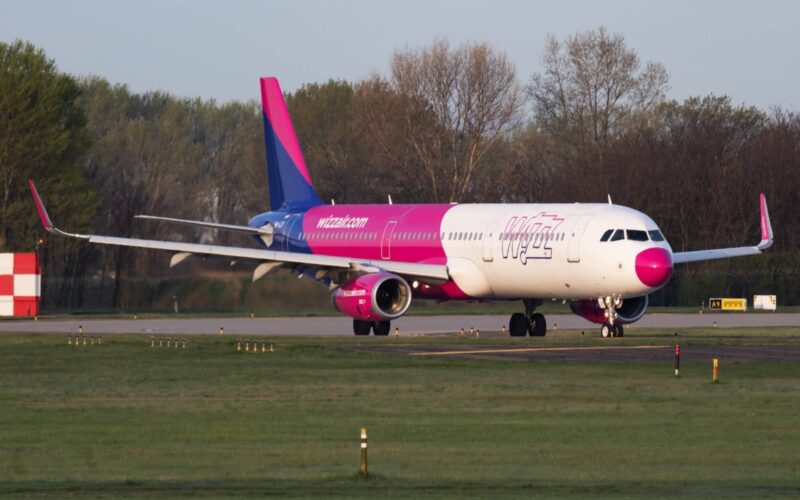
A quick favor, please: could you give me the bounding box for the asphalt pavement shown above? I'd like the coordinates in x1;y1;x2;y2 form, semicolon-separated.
0;313;797;336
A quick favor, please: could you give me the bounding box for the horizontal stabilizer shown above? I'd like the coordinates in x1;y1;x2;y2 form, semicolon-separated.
135;215;271;235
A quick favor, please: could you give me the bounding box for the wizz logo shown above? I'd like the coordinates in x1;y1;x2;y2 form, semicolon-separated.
501;212;564;264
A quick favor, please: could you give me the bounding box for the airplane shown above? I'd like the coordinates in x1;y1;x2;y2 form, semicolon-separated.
29;77;774;338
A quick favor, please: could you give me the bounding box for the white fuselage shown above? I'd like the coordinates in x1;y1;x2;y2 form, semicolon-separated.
438;204;672;300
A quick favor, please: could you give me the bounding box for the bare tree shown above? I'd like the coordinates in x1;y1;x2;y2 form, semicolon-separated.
529;28;669;197
390;40;524;202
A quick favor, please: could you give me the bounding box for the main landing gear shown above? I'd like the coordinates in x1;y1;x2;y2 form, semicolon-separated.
508;299;547;337
353;319;391;336
599;297;624;338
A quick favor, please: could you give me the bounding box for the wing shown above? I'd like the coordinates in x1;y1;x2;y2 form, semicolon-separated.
672;193;773;264
29;180;449;284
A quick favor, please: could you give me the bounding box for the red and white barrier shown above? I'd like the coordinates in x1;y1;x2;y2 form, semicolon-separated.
0;253;40;317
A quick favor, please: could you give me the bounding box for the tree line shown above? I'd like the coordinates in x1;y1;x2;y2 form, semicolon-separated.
1;29;798;310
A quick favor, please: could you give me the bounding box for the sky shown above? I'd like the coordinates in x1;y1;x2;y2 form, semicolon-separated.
1;0;798;110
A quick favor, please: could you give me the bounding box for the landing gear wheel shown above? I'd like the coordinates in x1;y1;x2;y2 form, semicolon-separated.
372;320;391;336
601;323;614;338
509;313;528;337
529;312;547;337
615;324;624;337
353;320;372;336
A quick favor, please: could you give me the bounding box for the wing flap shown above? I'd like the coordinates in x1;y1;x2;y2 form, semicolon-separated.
86;234;449;282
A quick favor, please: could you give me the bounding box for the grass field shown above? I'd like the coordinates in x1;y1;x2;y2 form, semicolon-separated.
1;329;799;498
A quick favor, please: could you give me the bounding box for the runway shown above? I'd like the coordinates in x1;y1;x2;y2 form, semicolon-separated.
0;313;798;336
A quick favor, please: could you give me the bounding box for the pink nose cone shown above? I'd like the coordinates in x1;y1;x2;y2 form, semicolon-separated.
635;248;673;288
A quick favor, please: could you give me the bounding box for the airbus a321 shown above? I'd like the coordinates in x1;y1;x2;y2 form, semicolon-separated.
29;77;774;337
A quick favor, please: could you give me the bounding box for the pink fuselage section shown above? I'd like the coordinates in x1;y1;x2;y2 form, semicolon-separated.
301;204;468;299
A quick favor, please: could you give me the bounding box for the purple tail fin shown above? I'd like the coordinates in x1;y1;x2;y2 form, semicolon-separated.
260;77;322;211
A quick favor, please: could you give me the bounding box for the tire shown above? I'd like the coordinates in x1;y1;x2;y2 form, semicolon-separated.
353;319;372;336
509;313;529;337
373;320;391;336
615;324;624;337
601;323;613;338
530;313;547;337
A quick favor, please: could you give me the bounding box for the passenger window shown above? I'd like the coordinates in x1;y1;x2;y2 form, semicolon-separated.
649;230;665;242
627;230;649;242
600;229;613;242
610;230;624;242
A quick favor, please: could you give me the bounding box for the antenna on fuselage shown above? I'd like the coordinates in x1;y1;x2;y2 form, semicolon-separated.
387;195;393;205
607;194;613;205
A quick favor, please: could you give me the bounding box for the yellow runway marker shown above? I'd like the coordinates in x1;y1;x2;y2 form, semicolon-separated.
409;345;672;357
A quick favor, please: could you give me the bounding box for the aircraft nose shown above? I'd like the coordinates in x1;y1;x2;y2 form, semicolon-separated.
635;247;673;288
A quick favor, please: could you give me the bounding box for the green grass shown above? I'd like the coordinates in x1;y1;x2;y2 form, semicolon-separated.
1;330;799;498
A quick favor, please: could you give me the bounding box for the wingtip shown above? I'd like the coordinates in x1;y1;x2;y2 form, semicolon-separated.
758;192;773;250
28;179;53;231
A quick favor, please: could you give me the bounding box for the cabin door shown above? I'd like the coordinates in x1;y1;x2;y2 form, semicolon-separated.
381;221;397;260
483;221;498;262
567;215;593;263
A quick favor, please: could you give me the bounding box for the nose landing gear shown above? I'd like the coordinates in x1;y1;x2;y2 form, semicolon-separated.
599;297;624;338
508;299;547;337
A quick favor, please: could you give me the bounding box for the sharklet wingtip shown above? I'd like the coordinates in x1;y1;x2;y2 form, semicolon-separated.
28;179;53;230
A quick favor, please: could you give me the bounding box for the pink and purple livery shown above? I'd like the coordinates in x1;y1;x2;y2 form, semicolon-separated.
29;77;774;337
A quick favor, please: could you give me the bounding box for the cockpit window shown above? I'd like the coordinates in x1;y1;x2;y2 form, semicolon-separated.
600;229;613;242
627;230;649;241
648;230;665;242
610;229;625;242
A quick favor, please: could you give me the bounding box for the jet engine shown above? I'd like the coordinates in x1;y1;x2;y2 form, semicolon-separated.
332;273;412;321
569;295;649;325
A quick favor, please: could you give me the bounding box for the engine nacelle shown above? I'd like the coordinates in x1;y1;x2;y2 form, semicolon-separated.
332;273;412;321
569;295;649;325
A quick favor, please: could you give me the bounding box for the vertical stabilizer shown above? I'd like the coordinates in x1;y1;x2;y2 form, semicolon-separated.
260;77;322;211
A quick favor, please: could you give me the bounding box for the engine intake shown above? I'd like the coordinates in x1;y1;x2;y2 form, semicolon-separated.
332;273;412;321
569;295;649;325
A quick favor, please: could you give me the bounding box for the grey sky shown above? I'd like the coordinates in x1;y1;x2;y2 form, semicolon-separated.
1;0;798;110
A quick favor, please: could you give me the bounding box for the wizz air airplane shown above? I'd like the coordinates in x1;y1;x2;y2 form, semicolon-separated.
29;77;774;337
